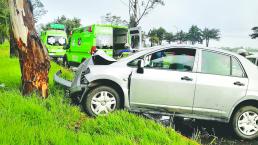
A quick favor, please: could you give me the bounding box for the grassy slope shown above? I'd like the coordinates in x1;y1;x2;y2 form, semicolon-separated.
0;41;198;145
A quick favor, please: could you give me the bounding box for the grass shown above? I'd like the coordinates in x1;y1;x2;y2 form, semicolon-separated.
0;41;198;145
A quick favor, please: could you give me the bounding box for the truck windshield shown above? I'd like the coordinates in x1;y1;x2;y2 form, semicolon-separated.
47;36;66;46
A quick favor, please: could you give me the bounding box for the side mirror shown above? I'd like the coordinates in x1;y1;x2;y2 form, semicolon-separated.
137;59;144;74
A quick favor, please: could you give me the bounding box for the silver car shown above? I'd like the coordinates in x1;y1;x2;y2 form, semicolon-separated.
55;45;258;140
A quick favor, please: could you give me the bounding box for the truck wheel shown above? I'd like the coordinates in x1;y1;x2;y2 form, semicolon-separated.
82;86;121;117
232;106;258;140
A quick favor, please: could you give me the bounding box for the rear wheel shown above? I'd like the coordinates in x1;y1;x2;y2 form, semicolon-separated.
232;106;258;140
82;86;121;117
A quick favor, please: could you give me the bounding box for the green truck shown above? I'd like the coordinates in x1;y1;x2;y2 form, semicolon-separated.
64;24;141;66
40;24;67;59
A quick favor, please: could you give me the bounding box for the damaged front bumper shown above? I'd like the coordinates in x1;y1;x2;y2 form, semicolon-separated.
54;70;72;88
54;50;117;98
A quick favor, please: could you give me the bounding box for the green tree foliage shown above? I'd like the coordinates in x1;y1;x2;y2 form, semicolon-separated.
42;15;81;36
148;28;159;46
148;27;166;46
175;30;187;44
165;32;174;44
250;27;258;39
156;27;166;45
103;13;128;26
0;0;9;44
202;28;220;47
187;25;203;45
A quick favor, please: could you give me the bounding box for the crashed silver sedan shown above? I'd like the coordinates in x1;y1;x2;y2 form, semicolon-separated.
55;45;258;140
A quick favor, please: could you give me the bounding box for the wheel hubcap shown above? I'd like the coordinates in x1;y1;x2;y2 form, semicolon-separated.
237;111;258;136
91;91;116;115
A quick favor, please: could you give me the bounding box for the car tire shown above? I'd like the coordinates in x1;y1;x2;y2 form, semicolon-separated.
232;106;258;140
82;86;121;117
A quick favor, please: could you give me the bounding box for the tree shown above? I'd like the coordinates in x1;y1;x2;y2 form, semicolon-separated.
148;28;159;46
175;30;187;44
187;25;202;45
129;0;164;27
9;0;50;98
156;27;166;45
165;32;174;44
202;28;220;47
31;0;47;23
42;15;81;36
250;27;258;39
103;13;128;26
0;0;9;44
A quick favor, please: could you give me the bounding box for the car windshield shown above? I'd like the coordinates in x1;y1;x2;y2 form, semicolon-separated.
47;36;66;46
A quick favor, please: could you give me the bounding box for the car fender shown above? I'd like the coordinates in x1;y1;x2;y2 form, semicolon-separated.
228;90;258;122
85;72;131;109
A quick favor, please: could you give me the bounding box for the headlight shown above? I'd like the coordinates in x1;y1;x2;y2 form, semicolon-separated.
58;37;66;45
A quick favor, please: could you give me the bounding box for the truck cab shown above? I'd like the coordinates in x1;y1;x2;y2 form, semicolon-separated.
40;24;67;59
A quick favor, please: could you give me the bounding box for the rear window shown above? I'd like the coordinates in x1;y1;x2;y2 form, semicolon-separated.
201;50;246;77
247;58;256;64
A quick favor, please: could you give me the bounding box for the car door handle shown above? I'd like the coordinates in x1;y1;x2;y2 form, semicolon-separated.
181;76;193;81
234;81;245;86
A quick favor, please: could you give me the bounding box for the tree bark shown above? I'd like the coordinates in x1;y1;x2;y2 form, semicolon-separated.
9;25;19;57
9;0;50;98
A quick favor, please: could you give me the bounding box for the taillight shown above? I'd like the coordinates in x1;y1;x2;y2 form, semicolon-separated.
90;46;97;55
88;26;92;32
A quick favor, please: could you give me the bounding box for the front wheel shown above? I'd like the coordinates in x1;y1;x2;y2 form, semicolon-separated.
81;86;121;117
232;106;258;140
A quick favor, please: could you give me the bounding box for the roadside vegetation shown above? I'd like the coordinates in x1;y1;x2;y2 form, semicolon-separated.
0;42;198;145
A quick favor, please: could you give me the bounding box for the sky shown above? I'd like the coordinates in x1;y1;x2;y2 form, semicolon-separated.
38;0;258;48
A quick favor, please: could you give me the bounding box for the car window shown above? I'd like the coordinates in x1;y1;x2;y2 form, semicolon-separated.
232;57;245;77
127;56;144;67
201;51;231;76
144;48;196;72
247;58;256;64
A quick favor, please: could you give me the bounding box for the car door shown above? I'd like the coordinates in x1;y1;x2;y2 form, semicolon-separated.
193;50;248;119
129;48;198;114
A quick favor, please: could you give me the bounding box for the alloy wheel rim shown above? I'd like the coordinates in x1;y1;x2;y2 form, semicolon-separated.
91;91;116;115
237;111;258;136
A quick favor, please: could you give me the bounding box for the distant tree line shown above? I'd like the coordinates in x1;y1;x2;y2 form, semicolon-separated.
40;15;81;36
148;25;221;47
250;27;258;39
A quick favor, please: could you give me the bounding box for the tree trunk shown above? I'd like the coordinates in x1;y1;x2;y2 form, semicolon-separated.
206;39;209;47
9;25;19;57
9;0;50;98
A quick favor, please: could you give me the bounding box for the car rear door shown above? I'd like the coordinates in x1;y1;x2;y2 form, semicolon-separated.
193;50;248;120
129;48;198;114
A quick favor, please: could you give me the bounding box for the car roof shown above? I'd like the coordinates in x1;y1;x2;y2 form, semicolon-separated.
118;44;241;64
137;44;239;56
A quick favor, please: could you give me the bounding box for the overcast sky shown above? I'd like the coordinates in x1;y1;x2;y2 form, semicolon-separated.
38;0;258;48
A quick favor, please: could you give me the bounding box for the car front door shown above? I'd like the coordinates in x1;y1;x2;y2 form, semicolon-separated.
129;48;198;114
193;50;248;120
